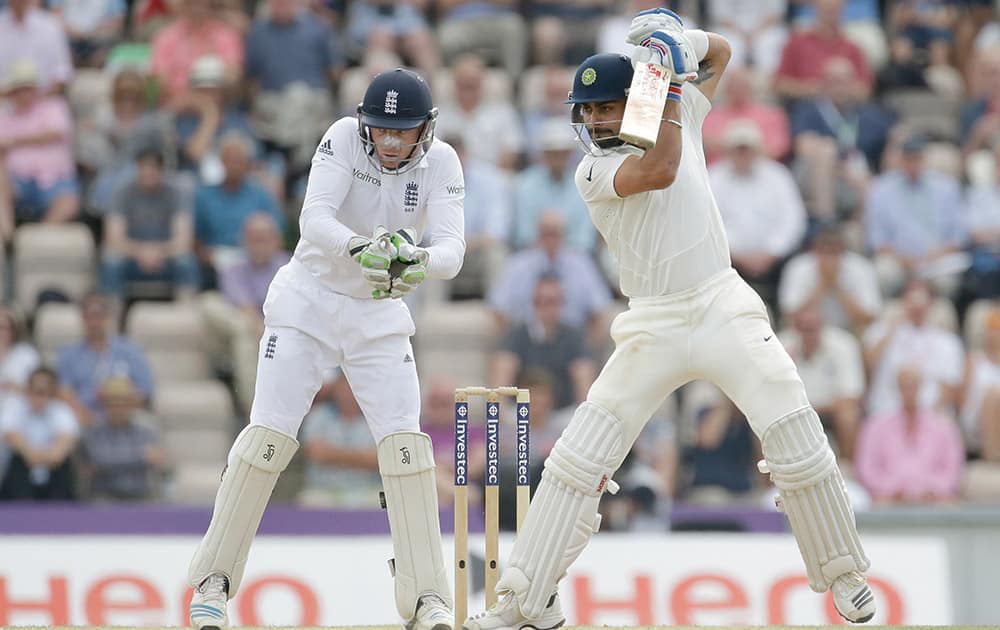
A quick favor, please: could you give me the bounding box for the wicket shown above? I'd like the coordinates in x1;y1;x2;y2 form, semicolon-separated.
453;386;531;630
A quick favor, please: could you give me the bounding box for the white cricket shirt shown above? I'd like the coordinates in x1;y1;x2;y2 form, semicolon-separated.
291;116;466;298
575;87;731;298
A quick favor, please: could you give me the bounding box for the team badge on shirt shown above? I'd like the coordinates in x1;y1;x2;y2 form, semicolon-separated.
404;181;419;211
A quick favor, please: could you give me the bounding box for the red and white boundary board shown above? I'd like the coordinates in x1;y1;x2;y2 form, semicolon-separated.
0;533;950;626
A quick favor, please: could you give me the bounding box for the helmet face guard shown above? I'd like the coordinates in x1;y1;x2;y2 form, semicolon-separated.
357;108;439;174
357;68;437;174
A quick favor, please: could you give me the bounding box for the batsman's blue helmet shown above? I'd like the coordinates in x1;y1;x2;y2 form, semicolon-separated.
566;53;634;107
357;68;438;173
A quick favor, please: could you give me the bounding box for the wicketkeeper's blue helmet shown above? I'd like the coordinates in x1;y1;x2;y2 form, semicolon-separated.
357;68;438;173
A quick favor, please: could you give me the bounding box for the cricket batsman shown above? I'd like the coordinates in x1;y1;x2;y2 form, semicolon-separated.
464;9;875;630
187;68;464;630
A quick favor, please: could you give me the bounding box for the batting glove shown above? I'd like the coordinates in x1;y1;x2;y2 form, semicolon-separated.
348;225;398;298
632;30;699;99
627;7;685;46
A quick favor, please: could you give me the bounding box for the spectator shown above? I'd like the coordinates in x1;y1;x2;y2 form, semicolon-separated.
298;371;381;508
887;0;957;75
488;212;613;344
56;292;155;426
245;0;341;172
0;0;73;94
50;0;125;67
512;118;593;253
778;303;865;459
788;0;887;70
0;307;40;411
436;0;528;77
774;0;873;102
82;69;174;215
344;1;438;77
681;395;758;506
527;1;608;67
702;66;790;165
710;121;806;308
960;46;1000;156
865;133;966;297
444;135;510;300
151;0;243;106
99;144;200;301
791;56;895;221
960;309;1000;459
856;363;965;505
194;130;284;271
864;277;964;416
491;275;597;409
965;138;1000;298
521;65;574;161
436;54;524;171
0;60;79;238
80;376;164;500
707;0;788;77
172;55;257;175
779;222;881;332
200;213;290;413
0;367;78;500
420;376;486;507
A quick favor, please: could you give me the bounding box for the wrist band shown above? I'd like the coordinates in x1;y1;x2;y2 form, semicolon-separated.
667;81;683;102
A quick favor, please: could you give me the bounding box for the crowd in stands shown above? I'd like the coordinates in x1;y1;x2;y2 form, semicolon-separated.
2;0;1000;532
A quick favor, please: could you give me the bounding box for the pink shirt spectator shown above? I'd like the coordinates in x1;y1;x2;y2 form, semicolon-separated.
151;18;243;100
0;8;73;91
0;96;75;186
703;106;790;165
775;30;872;89
855;410;965;502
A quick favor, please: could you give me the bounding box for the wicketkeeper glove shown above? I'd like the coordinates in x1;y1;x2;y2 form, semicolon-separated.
348;225;397;299
388;227;429;298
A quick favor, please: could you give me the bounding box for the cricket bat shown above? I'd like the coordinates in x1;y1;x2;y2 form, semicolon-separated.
619;61;672;149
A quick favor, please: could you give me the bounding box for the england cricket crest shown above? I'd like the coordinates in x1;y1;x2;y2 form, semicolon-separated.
404;181;419;212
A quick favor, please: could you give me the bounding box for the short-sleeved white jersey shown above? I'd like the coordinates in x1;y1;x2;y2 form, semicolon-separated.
575;87;730;298
292;116;466;298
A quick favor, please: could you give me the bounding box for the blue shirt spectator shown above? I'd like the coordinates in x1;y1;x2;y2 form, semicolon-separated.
55;294;154;425
791;98;896;171
489;212;611;330
865;153;966;259
245;0;341;92
512;119;593;252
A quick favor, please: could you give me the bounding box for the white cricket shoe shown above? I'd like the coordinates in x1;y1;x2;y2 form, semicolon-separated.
405;593;454;630
832;571;876;623
189;573;229;630
463;591;564;630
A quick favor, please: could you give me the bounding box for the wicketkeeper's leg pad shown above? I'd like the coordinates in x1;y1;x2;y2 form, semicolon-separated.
377;431;452;620
188;423;298;595
499;401;625;619
760;407;870;592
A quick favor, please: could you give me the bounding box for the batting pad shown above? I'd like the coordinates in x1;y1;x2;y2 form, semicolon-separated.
188;424;298;595
760;407;870;592
377;431;452;620
500;402;625;619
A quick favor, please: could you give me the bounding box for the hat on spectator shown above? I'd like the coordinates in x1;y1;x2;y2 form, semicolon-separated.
5;59;39;91
724;120;763;149
901;133;929;154
539;118;576;152
190;55;227;88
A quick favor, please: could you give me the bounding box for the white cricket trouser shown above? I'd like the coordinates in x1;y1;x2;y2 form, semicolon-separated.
250;259;420;442
589;268;810;446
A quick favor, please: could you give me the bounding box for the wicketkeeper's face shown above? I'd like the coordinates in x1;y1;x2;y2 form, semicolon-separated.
370;126;423;169
580;99;626;147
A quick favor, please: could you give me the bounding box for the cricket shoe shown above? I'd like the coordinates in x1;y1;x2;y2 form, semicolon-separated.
189;573;229;629
405;592;454;630
463;591;564;630
832;571;876;623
